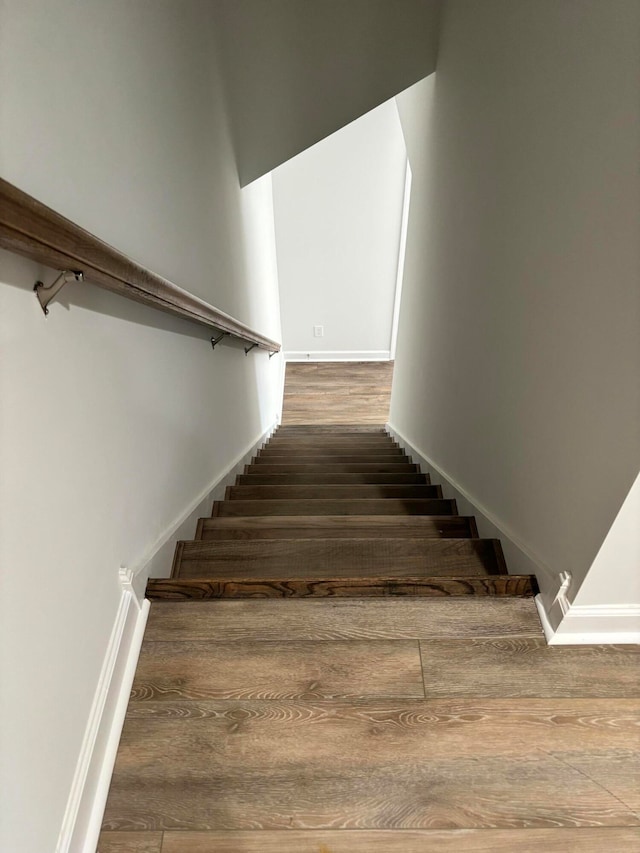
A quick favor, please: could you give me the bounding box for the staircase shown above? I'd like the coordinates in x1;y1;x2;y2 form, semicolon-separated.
100;404;640;849
147;425;537;601
101;425;640;848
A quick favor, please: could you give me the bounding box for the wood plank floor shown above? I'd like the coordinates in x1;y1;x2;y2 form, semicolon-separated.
100;365;639;851
281;362;393;424
100;598;640;850
97;828;640;853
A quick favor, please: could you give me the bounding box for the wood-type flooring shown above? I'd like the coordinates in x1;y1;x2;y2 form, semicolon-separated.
281;361;393;424
146;423;534;601
100;598;640;851
100;365;639;851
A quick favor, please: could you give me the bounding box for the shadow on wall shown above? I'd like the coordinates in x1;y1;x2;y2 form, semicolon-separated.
0;247;280;580
2;252;216;343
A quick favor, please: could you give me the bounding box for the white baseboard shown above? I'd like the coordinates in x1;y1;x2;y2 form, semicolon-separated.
536;596;640;645
57;578;150;853
388;423;640;646
130;420;278;586
284;350;391;362
387;422;555;586
56;421;279;851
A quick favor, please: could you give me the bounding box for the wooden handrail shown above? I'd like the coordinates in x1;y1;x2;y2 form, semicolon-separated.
0;178;281;352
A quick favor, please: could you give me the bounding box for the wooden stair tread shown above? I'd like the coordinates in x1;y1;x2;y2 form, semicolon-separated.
245;462;420;473
151;422;529;602
236;473;429;485
252;454;410;463
196;515;477;539
269;439;394;446
147;575;537;600
258;448;406;457
213;498;457;517
226;484;443;500
274;424;387;433
143;597;544;640
267;432;397;440
174;537;506;578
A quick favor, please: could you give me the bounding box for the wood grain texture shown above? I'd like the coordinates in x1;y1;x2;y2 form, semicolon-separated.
174;538;505;579
245;462;421;473
281;363;393;425
103;385;635;846
129;641;425;700
258;436;406;456
257;448;407;458
196;515;476;539
266;435;399;445
267;438;398;446
143;598;544;641
283;362;393;377
123;697;640;755
276;424;388;433
146;575;536;600
0;179;280;349
282;405;391;426
419;639;640;698
102;698;639;831
97;832;163;852
252;453;411;463
236;472;429;484
552;749;640;811
212;498;457;516
226;484;442;500
160;828;640;853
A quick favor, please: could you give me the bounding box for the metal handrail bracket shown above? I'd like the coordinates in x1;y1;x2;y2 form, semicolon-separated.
211;332;229;351
1;178;281;353
34;270;83;315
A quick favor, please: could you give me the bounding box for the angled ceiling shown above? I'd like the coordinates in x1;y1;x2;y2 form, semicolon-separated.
211;0;442;185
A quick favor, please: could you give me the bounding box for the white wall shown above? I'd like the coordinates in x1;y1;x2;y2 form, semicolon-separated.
273;100;408;360
0;2;282;851
211;0;441;185
390;1;640;622
573;473;640;608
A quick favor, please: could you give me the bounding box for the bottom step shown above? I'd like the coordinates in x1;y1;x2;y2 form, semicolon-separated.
146;575;537;600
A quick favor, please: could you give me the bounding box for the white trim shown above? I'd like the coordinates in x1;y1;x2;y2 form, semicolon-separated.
285;351;392;362
56;421;277;851
390;157;411;360
536;596;640;645
386;422;555;588
130;420;278;583
536;570;575;635
535;595;558;643
57;581;150;853
388;422;640;646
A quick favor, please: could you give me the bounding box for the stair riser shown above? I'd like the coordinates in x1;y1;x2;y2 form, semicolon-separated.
147;576;537;600
196;526;475;540
174;539;505;579
259;445;404;454
252;455;411;464
162;412;533;601
195;516;478;540
236;474;428;485
264;450;403;458
245;463;420;474
265;439;398;448
213;499;457;517
268;432;395;440
274;426;387;434
225;485;443;500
